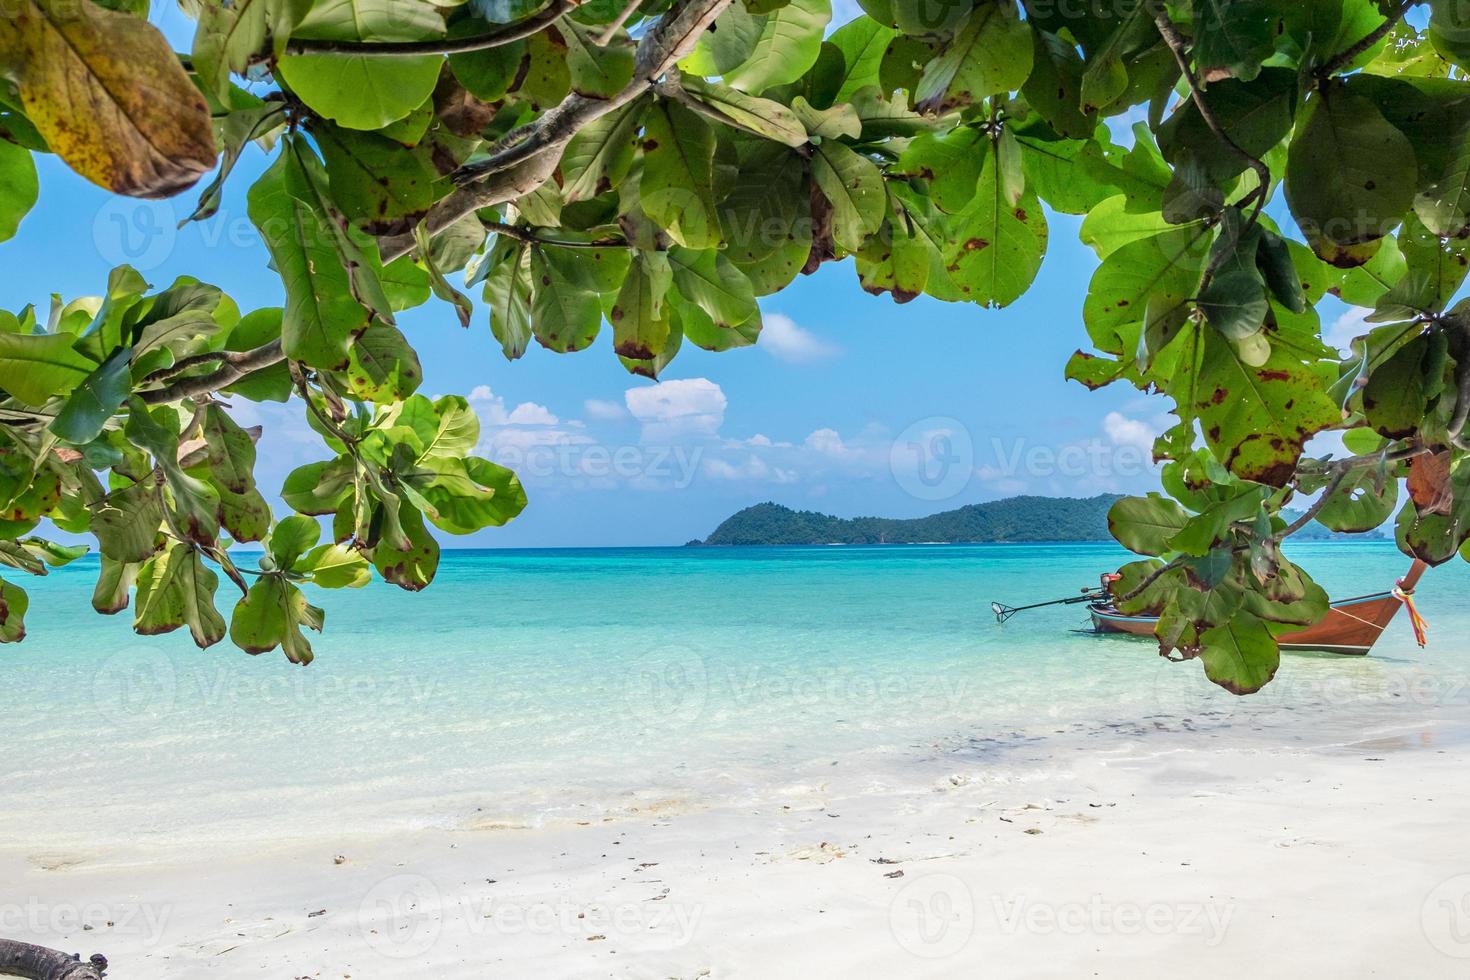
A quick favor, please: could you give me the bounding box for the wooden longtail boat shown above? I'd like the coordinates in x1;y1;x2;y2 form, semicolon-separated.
1086;560;1430;656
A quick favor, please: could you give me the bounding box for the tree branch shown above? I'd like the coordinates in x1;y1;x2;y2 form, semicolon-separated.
0;938;106;979
270;1;574;60
1118;557;1184;603
138;341;284;405
1318;0;1415;77
1277;468;1348;539
379;0;733;264
1152;10;1273;220
595;0;645;45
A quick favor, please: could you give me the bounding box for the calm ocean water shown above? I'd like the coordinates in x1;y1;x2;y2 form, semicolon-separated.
2;540;1466;858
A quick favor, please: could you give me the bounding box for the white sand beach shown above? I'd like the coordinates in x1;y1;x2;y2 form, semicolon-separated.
7;717;1468;979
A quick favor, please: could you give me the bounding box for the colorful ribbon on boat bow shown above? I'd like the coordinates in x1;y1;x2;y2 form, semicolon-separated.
1393;582;1429;648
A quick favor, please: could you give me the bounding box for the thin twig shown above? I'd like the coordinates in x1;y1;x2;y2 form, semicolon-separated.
1317;0;1415;76
269;1;573;61
1277;468;1348;539
596;0;644;45
484;221;627;248
1118;557;1184;603
1152;9;1272;248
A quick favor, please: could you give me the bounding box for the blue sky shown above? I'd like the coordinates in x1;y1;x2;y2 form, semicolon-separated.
0;5;1367;547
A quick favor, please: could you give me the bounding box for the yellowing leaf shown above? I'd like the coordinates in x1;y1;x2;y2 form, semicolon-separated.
1;0;216;196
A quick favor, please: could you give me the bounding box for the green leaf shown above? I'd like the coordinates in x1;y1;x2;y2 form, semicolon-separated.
1189;324;1341;486
612;251;673;359
297;542;371;589
942;146;1047;308
1285;82;1417;248
680;1;767;75
1316;468;1398;533
192;0;303;101
1414;115;1470;237
282;457;355;516
50;346;132;445
92;557;137;615
483;240;534;359
1197;270;1267;341
0;330;96;405
856;214;930;303
276;1;446;130
371;501;440;591
562;19;635;99
89;479;163;564
346;321;423;403
1108;493;1190;556
230;574;323;663
1192;0;1276;82
1083;225;1209;355
668;247;759;329
314;123;442;236
0;136;38;242
1156;68;1296;185
1022;27;1093;139
896;126;985;214
679;77;808;147
268;514;321;570
1362;331;1433;439
561;96;648;203
811;140;885;252
914;1;1032;114
640;101;721;249
530;248;603;352
412;222;474;328
133;543;225;648
829;16;896;103
409;456;527;534
725;0;831;94
447;20;526;101
0;577;29;643
1077;4;1151;114
247;137;385;371
1198;611;1279;695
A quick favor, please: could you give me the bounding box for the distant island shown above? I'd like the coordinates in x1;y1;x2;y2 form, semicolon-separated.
688;495;1379;546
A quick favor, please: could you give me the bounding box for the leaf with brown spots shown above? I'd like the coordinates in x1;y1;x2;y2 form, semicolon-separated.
1188;325;1341;487
0;0;215;197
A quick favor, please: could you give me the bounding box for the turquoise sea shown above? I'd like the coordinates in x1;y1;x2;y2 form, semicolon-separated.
2;540;1466;859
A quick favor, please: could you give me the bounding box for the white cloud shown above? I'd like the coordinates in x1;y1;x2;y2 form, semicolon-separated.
625;377;727;439
583;398;628;421
1102;410;1158;455
759;313;841;363
1326;307;1371;352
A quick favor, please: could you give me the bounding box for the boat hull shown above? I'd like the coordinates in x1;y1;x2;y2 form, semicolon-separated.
1088;593;1407;656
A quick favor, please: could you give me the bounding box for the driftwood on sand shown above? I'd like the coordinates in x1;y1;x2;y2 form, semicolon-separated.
0;939;106;979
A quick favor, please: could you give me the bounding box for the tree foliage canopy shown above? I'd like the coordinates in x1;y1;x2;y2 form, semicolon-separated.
0;0;1466;690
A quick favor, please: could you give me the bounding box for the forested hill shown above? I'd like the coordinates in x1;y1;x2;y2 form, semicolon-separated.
692;496;1123;546
691;496;1373;546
